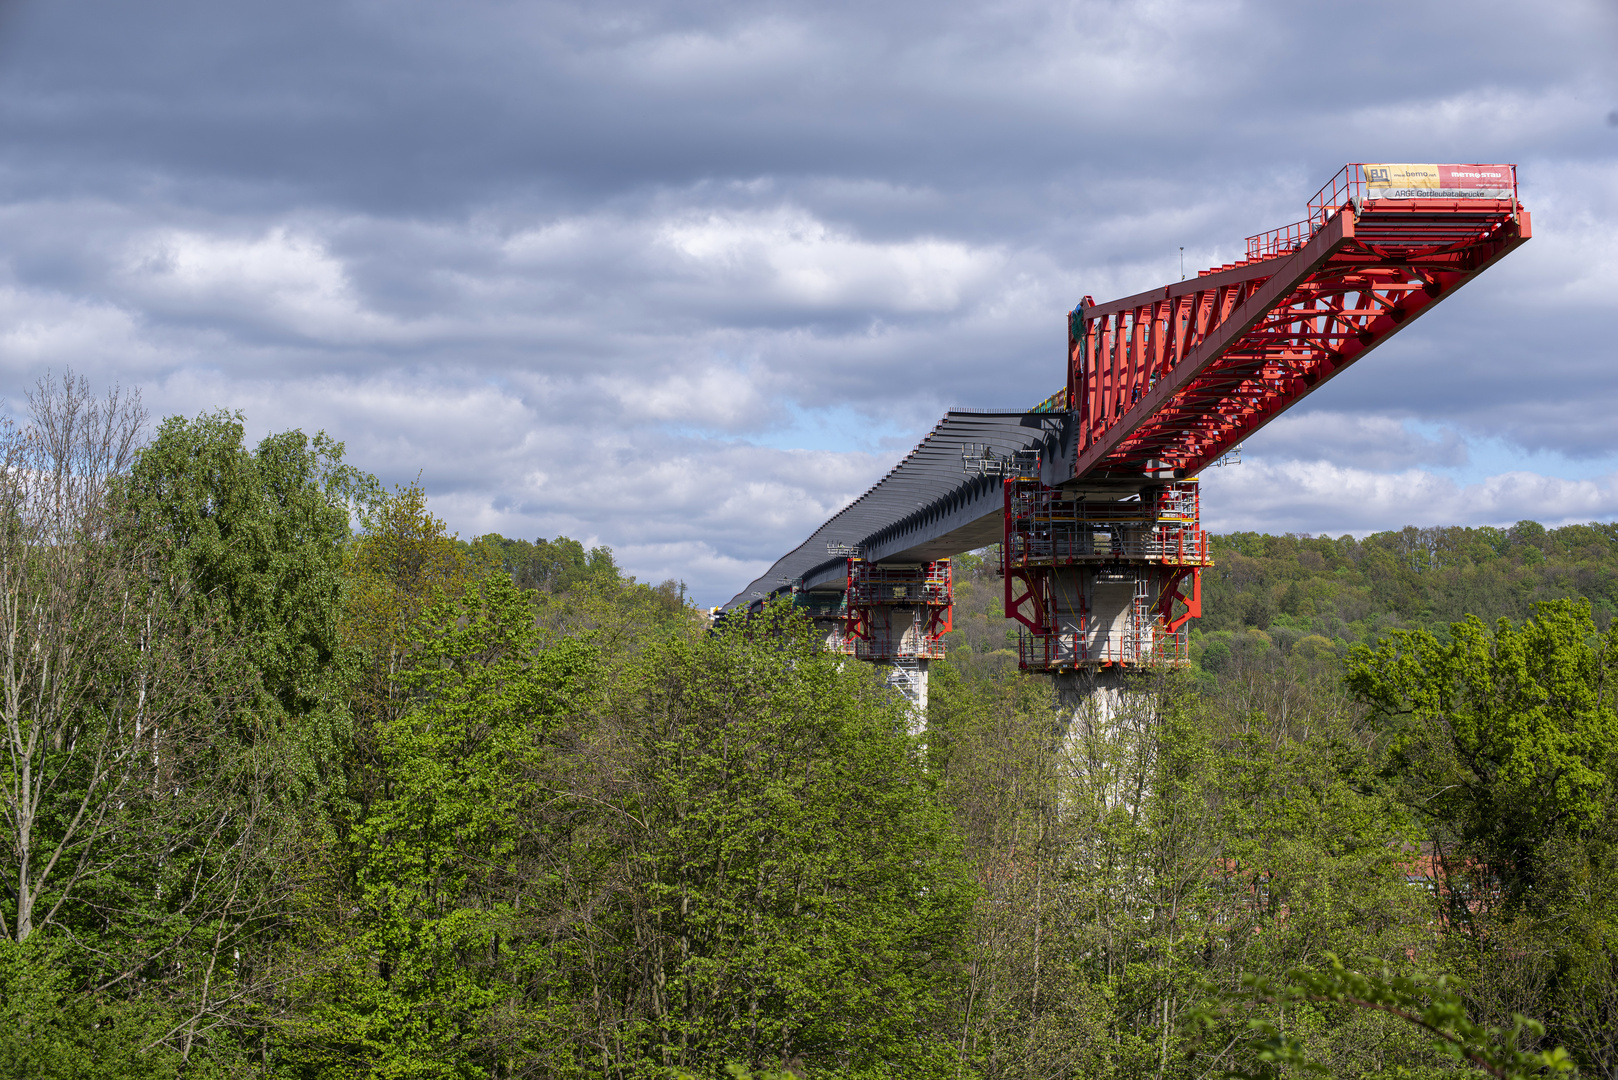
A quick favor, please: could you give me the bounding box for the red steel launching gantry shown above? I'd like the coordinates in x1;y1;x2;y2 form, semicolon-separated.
1005;163;1528;672
1069;164;1526;480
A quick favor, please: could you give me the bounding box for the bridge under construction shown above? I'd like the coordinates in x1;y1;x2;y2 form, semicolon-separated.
723;164;1530;714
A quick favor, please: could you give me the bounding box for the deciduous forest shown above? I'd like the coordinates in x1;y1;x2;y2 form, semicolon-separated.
4;376;1615;1079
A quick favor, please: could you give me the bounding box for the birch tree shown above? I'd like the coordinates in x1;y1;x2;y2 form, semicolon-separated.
0;373;176;943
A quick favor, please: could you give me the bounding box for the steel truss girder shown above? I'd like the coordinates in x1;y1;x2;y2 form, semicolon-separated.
1068;200;1530;479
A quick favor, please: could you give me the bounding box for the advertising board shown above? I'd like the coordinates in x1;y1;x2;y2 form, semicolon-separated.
1363;164;1514;199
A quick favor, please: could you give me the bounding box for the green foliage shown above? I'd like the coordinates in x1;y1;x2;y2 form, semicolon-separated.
123;410;377;749
0;939;181;1080
475;533;623;595
71;409;381;1070
18;386;1618;1080
476;532;692;648
673;1067;800;1080
1344;599;1618;1073
936;552;1023;680
1189;955;1574;1079
283;597;973;1079
1347;599;1618;906
285;572;599;1078
929;649;1432;1080
340;482;493;821
1197;522;1618;665
595;603;975;1077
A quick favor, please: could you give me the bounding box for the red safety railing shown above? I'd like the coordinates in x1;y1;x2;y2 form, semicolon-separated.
1246;163;1519;260
841;557;954;661
1016;623;1187;671
855;636;947;661
1003;476;1208;672
846;561;952;605
1246;219;1314;261
1307;163;1368;231
1002;480;1208;568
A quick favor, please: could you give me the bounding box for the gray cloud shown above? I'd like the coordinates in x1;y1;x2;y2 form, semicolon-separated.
0;0;1613;602
1243;413;1470;473
1200;461;1618;538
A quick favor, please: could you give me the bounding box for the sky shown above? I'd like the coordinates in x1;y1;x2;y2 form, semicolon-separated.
0;0;1614;605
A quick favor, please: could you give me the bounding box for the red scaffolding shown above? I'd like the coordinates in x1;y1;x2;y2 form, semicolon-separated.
1002;478;1209;671
840;557;953;661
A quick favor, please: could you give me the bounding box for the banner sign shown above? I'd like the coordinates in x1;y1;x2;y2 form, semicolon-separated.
1363;164;1514;200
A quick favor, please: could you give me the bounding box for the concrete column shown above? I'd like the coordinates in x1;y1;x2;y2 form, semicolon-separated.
1052;667;1156;816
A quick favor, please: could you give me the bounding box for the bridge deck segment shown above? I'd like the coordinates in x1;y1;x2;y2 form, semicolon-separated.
723;410;1068;610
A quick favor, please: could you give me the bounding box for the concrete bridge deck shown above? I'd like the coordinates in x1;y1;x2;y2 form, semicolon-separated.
724;409;1072;609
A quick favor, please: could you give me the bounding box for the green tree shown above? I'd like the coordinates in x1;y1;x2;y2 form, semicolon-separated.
476;535;621;596
930;637;1431;1079
340;483;492;819
1346;598;1618;912
0;939;180;1079
0;383;384;1073
569;604;976;1078
1189;955;1573;1079
123;409;377;762
929;662;1117;1080
99;409;377;1068
0;375;159;947
284;572;600;1079
1348;599;1618;1073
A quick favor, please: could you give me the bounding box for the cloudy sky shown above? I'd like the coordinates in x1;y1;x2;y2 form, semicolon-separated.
0;0;1614;603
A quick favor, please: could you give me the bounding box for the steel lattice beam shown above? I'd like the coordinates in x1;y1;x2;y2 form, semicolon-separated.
1068;194;1529;480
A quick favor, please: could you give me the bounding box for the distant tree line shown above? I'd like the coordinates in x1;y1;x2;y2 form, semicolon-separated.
944;522;1618;676
1;373;1613;1078
1194;523;1618;672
